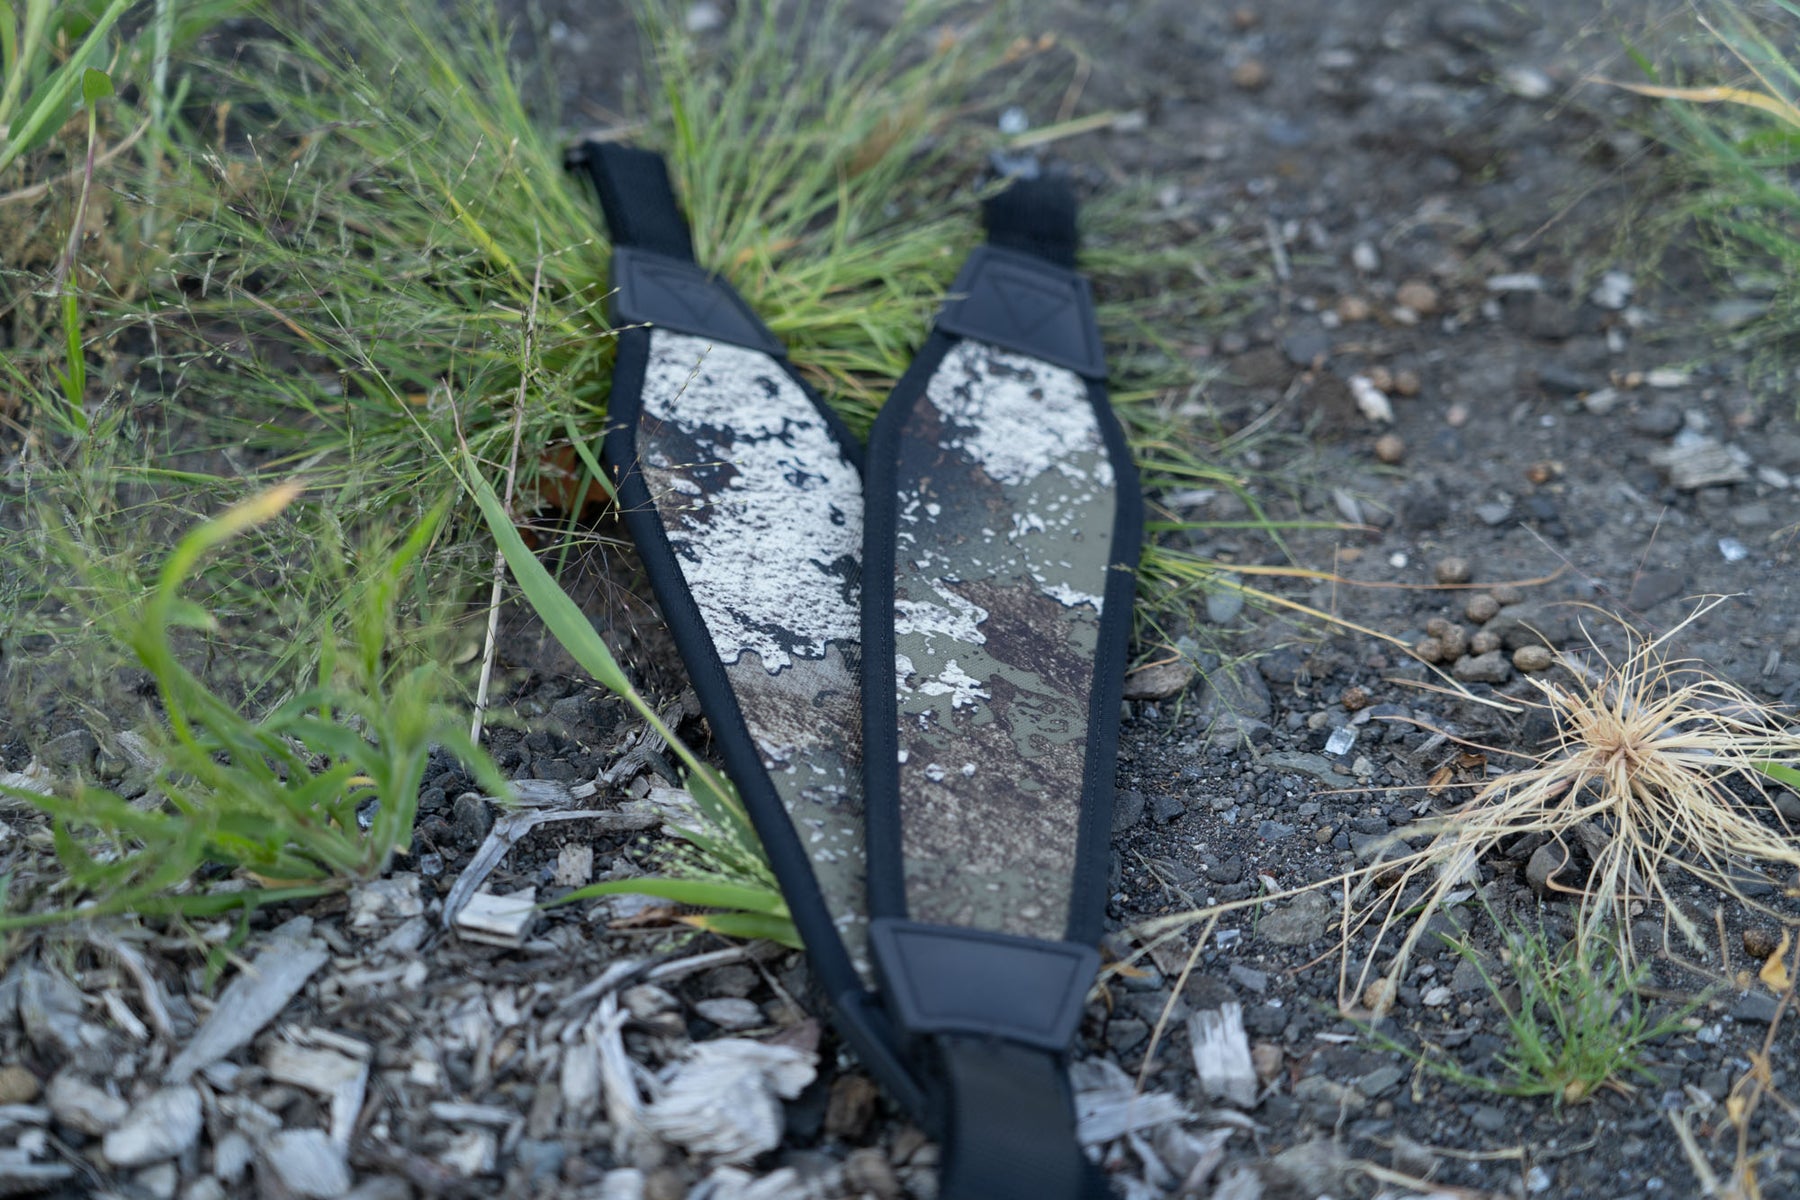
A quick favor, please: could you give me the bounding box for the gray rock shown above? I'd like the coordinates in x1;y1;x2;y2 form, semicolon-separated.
1708;298;1768;329
1452;650;1512;684
1358;1064;1407;1097
1526;842;1572;899
451;792;494;846
1112;788;1147;835
1731;991;1780;1024
1631;401;1684;438
694;998;764;1032
1259;751;1355;790
1122;659;1195;701
102;1087;202;1167
263;1129;352;1199
1626;568;1687;612
1229;964;1268;994
40;729;99;770
1475;501;1514;526
46;1073;128;1136
1205;587;1247;625
1485;602;1576;651
1151;794;1187;824
1259;891;1334;947
1282;328;1332;367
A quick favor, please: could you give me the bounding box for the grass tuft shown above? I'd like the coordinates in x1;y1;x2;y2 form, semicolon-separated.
1376;907;1701;1107
1343;600;1800;1011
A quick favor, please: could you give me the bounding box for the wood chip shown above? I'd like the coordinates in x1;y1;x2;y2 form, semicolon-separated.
1190;1003;1258;1108
453;888;538;945
165;920;328;1084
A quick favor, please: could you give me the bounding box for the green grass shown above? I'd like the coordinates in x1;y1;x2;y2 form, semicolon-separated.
0;486;508;927
1617;0;1800;402
0;0;1274;929
1375;908;1702;1107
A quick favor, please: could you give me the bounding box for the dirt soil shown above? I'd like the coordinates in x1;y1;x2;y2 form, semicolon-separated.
3;1;1800;1199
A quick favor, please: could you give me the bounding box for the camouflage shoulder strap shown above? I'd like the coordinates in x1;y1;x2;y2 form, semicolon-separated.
574;141;922;1114
862;178;1142;1198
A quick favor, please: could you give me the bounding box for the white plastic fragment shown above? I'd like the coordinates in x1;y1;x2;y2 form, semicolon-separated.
1190;1003;1258;1108
642;1040;817;1163
1348;375;1394;423
1719;538;1749;563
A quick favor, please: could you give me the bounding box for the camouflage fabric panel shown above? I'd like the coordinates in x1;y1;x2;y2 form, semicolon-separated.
638;330;870;971
889;339;1118;940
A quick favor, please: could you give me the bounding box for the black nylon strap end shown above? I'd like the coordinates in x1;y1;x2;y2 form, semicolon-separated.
574;141;696;261
983;176;1079;269
937;1037;1111;1200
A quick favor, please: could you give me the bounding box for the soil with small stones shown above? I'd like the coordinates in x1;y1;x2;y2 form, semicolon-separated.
4;2;1800;1199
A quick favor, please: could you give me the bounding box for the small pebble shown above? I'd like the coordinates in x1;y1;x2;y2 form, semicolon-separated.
1232;60;1270;90
1366;365;1394;391
1744;928;1780;960
1453;650;1512;684
0;1064;39;1104
1433;556;1471;585
1512;645;1554;673
1470;630;1501;656
1415;636;1446;664
1445;403;1470;427
1363;978;1398;1014
1393;368;1422;396
1351;241;1380;273
1337;296;1373;323
1490;584;1525;605
1464;593;1500;623
1396;280;1440;315
1439;625;1469;660
1374;434;1406;464
1231;6;1260;30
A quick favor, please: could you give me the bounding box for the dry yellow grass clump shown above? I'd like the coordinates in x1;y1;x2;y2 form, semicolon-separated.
1347;600;1800;1010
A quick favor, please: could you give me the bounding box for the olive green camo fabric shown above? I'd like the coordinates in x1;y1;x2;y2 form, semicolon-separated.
889;338;1117;940
637;329;871;971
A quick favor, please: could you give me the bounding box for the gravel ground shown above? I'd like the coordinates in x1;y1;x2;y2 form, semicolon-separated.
3;1;1799;1198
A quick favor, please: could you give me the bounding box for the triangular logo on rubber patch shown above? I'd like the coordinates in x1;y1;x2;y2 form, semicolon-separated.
640;257;728;328
992;267;1072;338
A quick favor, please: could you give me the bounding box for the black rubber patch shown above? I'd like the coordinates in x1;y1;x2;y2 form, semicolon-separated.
935;246;1106;380
610;246;786;357
869;918;1099;1052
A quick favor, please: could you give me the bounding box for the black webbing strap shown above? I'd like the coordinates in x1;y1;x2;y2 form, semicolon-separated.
576;142;696;261
869;919;1108;1197
574;140;784;357
939;1038;1109;1199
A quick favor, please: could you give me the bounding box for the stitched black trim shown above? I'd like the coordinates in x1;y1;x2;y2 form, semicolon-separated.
1064;375;1143;944
859;331;956;922
603;325;916;1114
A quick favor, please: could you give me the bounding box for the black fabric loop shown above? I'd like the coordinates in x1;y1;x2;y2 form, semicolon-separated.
576;141;697;261
936;1036;1110;1200
982;175;1079;268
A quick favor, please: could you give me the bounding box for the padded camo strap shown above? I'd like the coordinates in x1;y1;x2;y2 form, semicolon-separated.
862;177;1140;1199
575;142;921;1115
